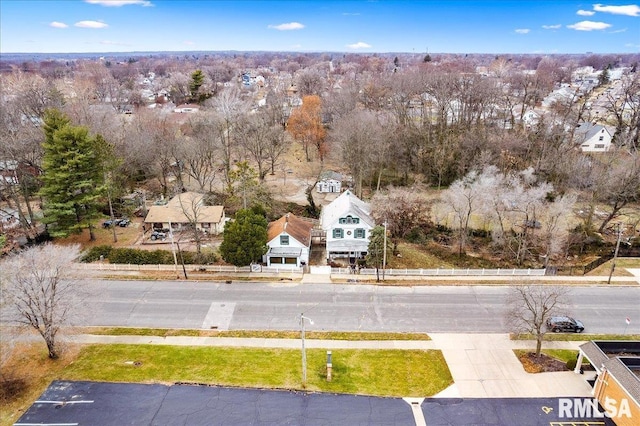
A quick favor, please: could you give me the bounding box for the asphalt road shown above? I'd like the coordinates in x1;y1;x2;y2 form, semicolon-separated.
78;280;640;334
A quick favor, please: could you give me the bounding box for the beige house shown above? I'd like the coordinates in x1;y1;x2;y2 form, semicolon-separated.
144;192;225;235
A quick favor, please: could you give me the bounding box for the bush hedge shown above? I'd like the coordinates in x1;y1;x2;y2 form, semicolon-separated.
81;246;217;265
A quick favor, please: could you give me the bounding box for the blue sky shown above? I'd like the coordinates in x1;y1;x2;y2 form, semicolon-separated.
1;0;639;54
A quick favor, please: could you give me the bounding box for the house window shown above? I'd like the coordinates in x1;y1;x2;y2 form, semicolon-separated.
333;228;344;238
599;136;604;141
595;144;605;149
339;215;359;224
355;228;366;239
280;235;289;245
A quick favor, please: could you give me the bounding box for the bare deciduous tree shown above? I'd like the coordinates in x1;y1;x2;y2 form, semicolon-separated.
0;244;83;359
370;186;430;252
207;87;249;187
506;284;570;357
331;109;383;197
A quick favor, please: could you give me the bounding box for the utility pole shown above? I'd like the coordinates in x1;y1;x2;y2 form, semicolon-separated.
382;220;388;281
608;223;622;285
169;221;179;277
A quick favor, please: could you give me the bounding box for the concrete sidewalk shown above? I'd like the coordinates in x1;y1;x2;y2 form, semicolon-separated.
67;333;595;399
429;333;592;398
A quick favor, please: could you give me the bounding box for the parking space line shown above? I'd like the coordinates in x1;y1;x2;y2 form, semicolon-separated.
14;423;79;425
403;397;426;426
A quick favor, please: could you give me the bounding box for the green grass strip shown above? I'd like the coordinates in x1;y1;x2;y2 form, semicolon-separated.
60;344;451;397
87;327;431;341
511;333;640;341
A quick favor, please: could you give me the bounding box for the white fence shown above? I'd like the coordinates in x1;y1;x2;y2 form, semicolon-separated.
74;263;303;274
331;267;547;276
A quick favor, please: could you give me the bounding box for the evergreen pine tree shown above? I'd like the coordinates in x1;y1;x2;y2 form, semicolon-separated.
39;109;107;239
219;208;268;266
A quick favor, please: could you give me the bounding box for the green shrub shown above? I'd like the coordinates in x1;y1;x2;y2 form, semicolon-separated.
181;251;218;264
566;359;577;371
83;246;218;265
81;245;113;262
108;248;174;264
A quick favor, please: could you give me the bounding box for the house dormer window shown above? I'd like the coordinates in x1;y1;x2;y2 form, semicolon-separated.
280;235;289;245
339;215;359;224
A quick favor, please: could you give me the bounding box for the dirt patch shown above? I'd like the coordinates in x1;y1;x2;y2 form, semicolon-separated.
516;351;568;373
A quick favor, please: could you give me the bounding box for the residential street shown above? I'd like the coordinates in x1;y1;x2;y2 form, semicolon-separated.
75;279;640;334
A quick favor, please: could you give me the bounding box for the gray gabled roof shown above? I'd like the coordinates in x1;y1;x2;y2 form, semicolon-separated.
319;170;343;181
320;190;374;230
574;122;612;142
579;341;609;372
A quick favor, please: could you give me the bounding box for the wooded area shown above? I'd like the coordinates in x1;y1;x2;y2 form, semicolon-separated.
0;51;638;267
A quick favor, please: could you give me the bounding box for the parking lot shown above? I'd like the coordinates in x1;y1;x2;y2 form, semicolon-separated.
16;380;616;426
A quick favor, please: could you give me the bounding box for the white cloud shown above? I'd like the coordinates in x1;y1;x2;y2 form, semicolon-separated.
567;20;612;30
49;21;68;28
99;40;130;46
75;20;109;28
346;41;371;49
85;0;153;6
593;4;640;16
611;28;628;32
542;24;561;29
515;28;530;34
183;41;195;46
577;9;596;16
267;22;304;30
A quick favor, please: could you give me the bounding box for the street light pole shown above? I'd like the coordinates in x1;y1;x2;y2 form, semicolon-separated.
608;223;622;285
300;313;314;386
382;220;388;281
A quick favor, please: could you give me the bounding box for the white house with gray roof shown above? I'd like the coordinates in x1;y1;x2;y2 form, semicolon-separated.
319;190;375;264
574;122;614;152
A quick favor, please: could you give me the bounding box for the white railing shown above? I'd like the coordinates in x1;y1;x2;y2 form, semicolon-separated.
74;263;302;274
331;267;546;276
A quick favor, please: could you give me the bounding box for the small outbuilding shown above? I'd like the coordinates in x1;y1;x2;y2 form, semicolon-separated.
316;171;343;193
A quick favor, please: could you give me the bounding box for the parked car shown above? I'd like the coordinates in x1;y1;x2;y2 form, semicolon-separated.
546;316;584;333
102;220;114;228
115;218;130;227
150;230;167;241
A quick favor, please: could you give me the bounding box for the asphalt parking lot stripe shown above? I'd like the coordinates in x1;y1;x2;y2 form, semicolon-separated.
403;397;426;426
14;423;79;425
